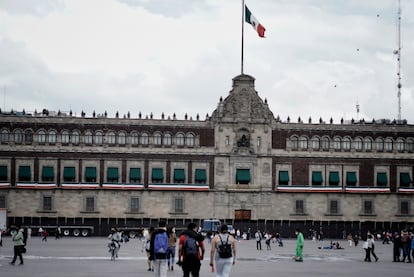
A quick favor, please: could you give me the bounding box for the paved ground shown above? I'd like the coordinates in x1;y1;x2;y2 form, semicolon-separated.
0;236;412;277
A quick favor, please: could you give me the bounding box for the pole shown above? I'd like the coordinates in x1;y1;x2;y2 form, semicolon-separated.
241;0;245;75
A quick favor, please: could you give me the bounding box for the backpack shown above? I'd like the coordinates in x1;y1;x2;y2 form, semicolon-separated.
217;234;232;258
184;235;198;257
154;232;168;255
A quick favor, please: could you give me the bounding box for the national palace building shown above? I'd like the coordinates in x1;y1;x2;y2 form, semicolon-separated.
0;74;413;237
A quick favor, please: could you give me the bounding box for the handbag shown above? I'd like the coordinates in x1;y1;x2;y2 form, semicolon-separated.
21;246;27;253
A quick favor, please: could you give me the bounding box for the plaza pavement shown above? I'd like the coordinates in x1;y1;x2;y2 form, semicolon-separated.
0;236;412;277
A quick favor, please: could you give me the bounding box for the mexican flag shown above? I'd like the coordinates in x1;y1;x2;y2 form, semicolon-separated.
245;5;266;37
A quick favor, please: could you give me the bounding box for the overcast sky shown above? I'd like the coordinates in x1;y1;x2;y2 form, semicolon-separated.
0;0;413;123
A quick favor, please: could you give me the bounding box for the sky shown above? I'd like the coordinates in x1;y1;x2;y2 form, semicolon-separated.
0;0;413;123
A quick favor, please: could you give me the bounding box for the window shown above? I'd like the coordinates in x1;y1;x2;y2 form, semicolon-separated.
48;130;57;144
363;200;374;215
14;129;23;144
346;172;357;186
295;199;305;214
328;171;340;186
194;169;207;184
376;172;388;187
364;138;372;151
278;171;289;185
174;197;184;213
342;137;351;151
43;196;53;211
311;137;319;150
129;168;141;183
291;136;298;150
25;130;33;144
163;133;172;145
257;137;261;147
236;169;250;184
376;138;384;151
84;131;93;145
107;167;119;183
38;130;46;144
72;131;80;145
85;167;97;183
141;133;149;145
173;169;186;183
396;138;405;152
85;197;95;212
321;137;329;151
225;136;230;146
1;129;9;144
151;168;164;183
131;132;139;145
18;165;31;182
329;200;339;214
298;136;307;150
384;138;393;152
61;130;69;144
0;166;8;181
154;133;162;145
176;133;185;146
0;194;6;208
400;172;412;187
406;139;414;152
332;137;341;150
186;133;195;146
95;131;103;145
41;166;54;182
311;171;323;186
63;167;76;182
107;131;116;145
400;200;410;215
130;197;140;213
353;138;363;151
118;132;126;145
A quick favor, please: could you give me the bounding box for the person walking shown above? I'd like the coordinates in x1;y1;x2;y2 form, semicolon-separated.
254;230;262;250
10;226;25;265
210;224;236;277
150;220;169;277
177;222;205;277
42;229;48;242
167;227;177;271
107;227;121;260
142;227;154;271
294;228;304;262
368;235;378;262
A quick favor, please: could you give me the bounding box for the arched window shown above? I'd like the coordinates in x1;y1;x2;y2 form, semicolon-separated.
14;129;23;144
353;137;363;151
141;133;149;145
48;130;57;144
311;137;320;150
299;136;308;150
396;138;405;152
376;138;384;151
342;137;351;151
290;136;298;150
186;133;195;146
131;132;139;145
363;137;372;151
61;130;70;144
321;136;329;151
118;132;126;145
72;130;80;145
107;131;116;145
384;138;393;152
38;130;46;144
163;133;172;145
406;138;414;152
176;133;185;146
25;130;33;144
332;137;341;150
84;131;93;145
1;129;9;144
95;131;103;145
153;132;162;145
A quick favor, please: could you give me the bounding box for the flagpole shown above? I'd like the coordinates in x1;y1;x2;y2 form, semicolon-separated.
241;0;245;75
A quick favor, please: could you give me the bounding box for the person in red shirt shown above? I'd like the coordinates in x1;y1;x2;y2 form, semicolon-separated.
177;222;205;277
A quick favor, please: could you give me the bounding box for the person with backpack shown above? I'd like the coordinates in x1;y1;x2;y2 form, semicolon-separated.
209;224;236;277
150;220;169;277
177;222;205;277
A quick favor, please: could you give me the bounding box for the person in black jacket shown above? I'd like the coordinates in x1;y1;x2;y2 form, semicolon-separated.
177;222;205;277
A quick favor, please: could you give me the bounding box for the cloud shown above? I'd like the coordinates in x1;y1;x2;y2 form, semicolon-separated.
0;0;64;17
